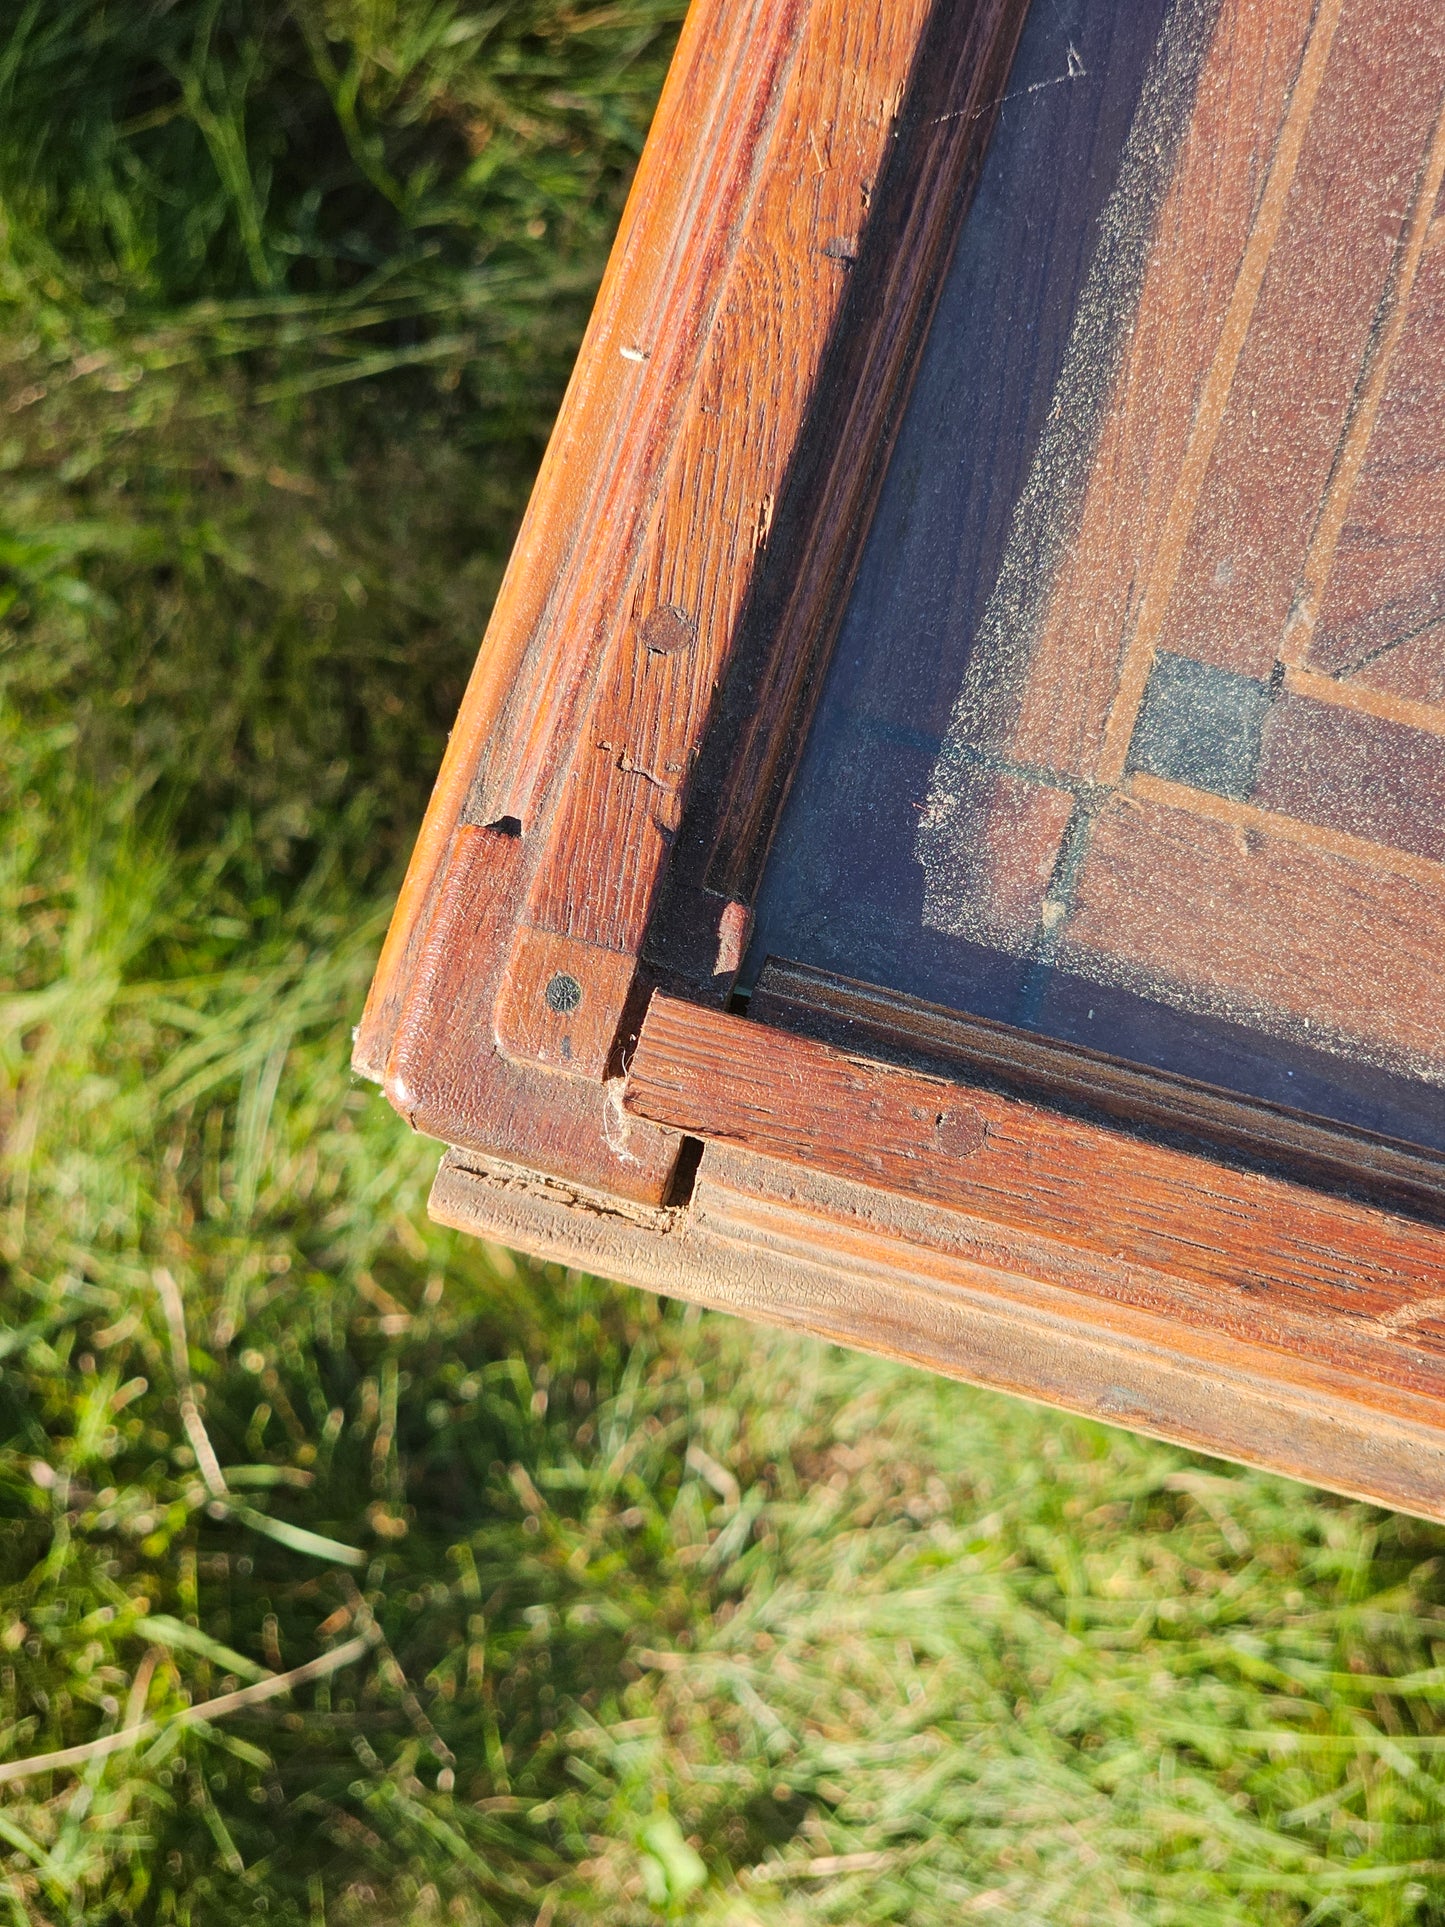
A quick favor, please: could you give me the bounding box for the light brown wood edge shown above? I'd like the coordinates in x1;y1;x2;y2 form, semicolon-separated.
430;1145;1445;1525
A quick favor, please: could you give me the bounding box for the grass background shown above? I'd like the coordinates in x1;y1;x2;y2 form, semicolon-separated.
3;3;1445;1922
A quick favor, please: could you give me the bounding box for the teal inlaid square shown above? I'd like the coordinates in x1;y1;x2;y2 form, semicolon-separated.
1126;651;1273;800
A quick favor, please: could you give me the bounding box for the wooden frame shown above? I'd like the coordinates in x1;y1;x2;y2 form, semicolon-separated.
356;0;1445;1521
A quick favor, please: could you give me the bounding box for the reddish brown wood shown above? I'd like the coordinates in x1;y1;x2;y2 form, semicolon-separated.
1008;0;1328;784
1310;203;1445;690
684;0;1033;911
1062;782;1445;1080
918;0;1445;1097
747;957;1445;1207
358;0;1030;1102
377;826;680;1203
515;0;926;955
430;1145;1445;1525
358;0;1445;1520
495;0;1032;1071
623;992;1445;1397
1252;691;1445;861
1155;0;1445;684
354;0;817;1080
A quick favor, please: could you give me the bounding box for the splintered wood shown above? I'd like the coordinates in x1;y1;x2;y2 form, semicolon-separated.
919;0;1445;1090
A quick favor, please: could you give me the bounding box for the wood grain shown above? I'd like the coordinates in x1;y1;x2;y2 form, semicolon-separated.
684;0;1034;911
354;0;816;1079
359;0;1030;1096
361;0;1445;1525
495;0;1031;1073
923;0;1445;861
1309;206;1445;688
623;994;1445;1370
1252;689;1445;861
431;1145;1445;1525
490;0;935;1075
1061;785;1445;1082
1283;664;1445;739
1154;0;1445;685
1008;0;1326;784
379;826;680;1204
358;0;1027;1192
912;0;1445;1120
748;957;1445;1208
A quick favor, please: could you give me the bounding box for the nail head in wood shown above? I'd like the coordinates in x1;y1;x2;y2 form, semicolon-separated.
545;972;584;1014
638;604;697;657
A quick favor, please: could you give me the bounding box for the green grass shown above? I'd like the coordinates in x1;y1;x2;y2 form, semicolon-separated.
3;3;1445;1922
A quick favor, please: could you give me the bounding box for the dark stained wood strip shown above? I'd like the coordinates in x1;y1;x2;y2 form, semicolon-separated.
748;956;1445;1208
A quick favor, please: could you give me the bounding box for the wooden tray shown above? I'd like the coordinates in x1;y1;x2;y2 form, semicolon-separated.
356;0;1445;1520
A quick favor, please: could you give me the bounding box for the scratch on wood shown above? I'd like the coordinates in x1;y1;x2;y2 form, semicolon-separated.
1378;1294;1445;1332
443;1150;679;1233
616;750;677;790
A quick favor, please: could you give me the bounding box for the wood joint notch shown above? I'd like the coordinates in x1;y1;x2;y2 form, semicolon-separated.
368;824;681;1205
494;893;756;1078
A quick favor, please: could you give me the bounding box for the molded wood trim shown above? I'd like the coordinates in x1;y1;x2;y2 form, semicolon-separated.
355;0;1031;1099
622;991;1445;1403
431;1144;1445;1525
747;957;1445;1210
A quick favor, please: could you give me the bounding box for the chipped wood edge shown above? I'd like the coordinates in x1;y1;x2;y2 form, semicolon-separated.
431;1144;1445;1524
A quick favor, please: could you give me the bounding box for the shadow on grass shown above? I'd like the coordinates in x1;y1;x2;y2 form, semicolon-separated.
5;4;1445;1925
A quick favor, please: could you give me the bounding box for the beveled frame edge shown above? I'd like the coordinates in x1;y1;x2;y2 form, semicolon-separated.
430;1144;1445;1525
351;0;1445;1515
750;958;1445;1214
352;0;1032;1201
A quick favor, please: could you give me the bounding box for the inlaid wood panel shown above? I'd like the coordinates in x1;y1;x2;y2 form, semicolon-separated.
747;0;1445;1147
1308;202;1445;693
918;0;1445;1098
